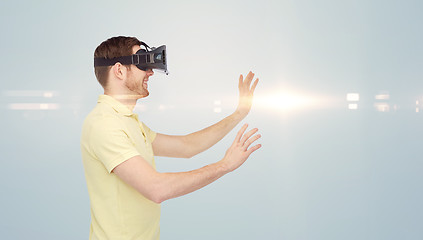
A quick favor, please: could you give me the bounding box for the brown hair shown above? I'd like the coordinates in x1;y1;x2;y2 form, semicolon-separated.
94;36;142;88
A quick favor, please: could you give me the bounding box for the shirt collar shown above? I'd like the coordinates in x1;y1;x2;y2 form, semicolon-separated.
97;95;135;117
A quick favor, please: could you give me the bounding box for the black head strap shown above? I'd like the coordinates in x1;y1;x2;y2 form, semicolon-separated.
94;54;149;67
94;41;151;67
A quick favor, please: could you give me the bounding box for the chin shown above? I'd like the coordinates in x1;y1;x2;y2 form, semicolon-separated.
139;90;149;98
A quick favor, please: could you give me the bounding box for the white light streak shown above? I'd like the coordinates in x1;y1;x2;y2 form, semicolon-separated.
348;104;358;110
346;93;359;102
255;90;321;111
43;92;54;98
375;94;390;100
374;103;390;112
214;107;222;113
3;90;59;98
8;103;60;110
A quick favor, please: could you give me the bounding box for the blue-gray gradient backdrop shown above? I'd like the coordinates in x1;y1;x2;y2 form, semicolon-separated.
1;0;422;239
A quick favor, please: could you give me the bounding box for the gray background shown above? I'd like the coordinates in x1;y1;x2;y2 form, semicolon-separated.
1;0;422;239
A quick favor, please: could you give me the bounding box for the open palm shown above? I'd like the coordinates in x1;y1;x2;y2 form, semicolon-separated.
236;71;259;117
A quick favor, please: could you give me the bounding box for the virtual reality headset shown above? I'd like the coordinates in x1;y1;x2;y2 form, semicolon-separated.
94;42;168;75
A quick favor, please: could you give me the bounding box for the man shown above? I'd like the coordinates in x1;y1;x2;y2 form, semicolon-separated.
81;36;262;240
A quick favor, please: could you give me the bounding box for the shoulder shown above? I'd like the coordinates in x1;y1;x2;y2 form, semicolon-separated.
84;103;123;126
82;106;127;140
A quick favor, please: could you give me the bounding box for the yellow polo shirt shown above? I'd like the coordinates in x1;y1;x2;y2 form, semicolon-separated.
81;95;160;240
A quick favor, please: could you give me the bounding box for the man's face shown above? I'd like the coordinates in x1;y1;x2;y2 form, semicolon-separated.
124;45;154;98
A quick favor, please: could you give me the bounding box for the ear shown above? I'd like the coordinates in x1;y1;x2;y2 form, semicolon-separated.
111;62;127;81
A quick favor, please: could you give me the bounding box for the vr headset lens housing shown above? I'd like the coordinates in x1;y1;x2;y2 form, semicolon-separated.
94;43;168;75
134;45;167;73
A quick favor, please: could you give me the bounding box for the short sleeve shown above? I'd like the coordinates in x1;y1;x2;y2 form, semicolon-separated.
89;117;140;173
141;122;157;143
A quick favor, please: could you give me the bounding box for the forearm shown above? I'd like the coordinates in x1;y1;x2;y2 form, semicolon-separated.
114;124;261;204
154;161;228;203
154;123;261;203
184;111;245;157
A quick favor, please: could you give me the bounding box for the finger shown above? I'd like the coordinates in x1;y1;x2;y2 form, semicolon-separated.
250;78;259;93
243;134;261;150
245;71;255;86
235;123;248;143
238;74;243;89
240;128;258;145
246;144;262;156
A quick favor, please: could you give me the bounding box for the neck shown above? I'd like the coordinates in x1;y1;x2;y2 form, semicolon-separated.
104;91;140;111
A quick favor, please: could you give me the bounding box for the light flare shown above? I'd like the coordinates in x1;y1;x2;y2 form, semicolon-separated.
8;103;60;110
346;93;359;102
254;90;322;111
3;90;58;98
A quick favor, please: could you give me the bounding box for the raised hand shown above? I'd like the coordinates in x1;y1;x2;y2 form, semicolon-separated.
236;71;259;117
220;124;262;173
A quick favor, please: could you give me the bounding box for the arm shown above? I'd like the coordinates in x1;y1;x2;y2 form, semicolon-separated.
152;71;259;158
113;124;261;203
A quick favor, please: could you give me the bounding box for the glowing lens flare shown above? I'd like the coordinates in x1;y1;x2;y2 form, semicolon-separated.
255;91;319;111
